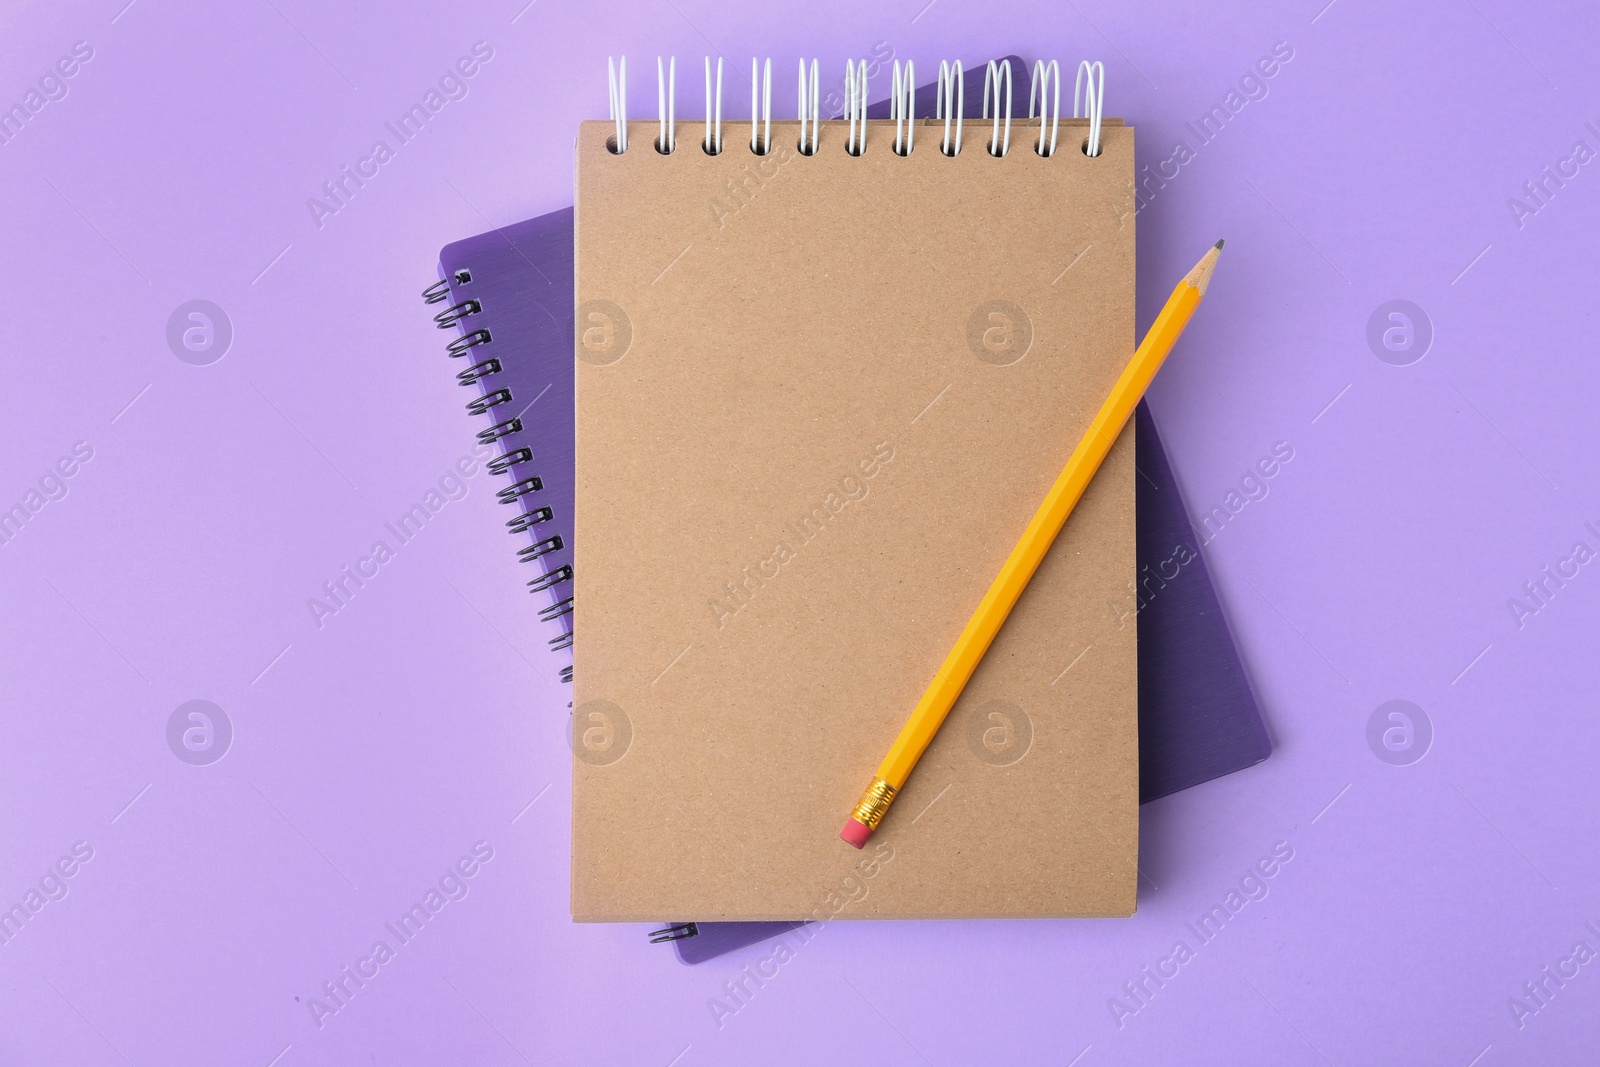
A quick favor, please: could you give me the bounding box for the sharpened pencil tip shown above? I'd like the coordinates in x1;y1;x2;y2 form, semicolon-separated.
1187;242;1223;296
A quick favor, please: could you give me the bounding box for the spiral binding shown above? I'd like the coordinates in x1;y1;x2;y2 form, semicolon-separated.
1029;60;1061;157
982;59;1013;157
447;329;492;356
704;57;723;155
496;475;543;503
607;56;627;153
751;57;772;155
487;447;531;475
890;60;915;157
843;59;867;156
655;56;676;154
936;60;964;156
456;357;501;385
604;54;1107;159
647;922;698;943
1074;60;1105;157
797;58;819;156
422;269;574;676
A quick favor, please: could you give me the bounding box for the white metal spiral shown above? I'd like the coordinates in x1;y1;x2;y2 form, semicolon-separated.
607;56;627;153
1075;60;1105;157
656;56;675;153
982;59;1012;157
844;59;867;156
1029;60;1061;157
797;59;819;155
602;56;1105;160
936;59;964;156
704;57;722;154
751;58;772;155
891;59;915;156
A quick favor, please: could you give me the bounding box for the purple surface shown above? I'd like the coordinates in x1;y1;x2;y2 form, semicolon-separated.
3;2;1598;1065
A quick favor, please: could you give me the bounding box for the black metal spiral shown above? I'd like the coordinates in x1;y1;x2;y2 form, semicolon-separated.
476;418;522;445
538;597;573;623
433;300;480;328
487;448;531;476
447;329;493;356
465;388;512;417
422;272;573;677
457;358;501;385
647;923;699;943
507;506;553;534
528;565;571;594
497;476;543;504
516;535;563;563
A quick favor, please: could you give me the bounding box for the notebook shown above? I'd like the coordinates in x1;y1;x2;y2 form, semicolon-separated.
574;56;1140;921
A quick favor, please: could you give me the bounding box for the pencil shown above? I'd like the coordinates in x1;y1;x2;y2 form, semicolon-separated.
840;240;1226;848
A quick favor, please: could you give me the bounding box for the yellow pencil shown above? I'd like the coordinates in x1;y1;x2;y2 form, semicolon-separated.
841;240;1225;848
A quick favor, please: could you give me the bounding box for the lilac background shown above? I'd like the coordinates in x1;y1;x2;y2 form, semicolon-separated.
3;0;1598;1063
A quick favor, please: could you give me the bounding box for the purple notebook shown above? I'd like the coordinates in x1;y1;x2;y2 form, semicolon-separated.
424;58;1269;965
424;211;577;679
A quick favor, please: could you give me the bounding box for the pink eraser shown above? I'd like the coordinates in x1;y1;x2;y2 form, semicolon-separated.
839;818;872;849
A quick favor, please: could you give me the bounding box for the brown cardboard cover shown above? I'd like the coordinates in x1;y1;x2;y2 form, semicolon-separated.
573;117;1137;920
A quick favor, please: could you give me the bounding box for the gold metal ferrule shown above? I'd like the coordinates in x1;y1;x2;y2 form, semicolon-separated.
849;777;899;830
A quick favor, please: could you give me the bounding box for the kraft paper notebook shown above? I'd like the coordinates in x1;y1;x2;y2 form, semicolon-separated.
574;58;1142;921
